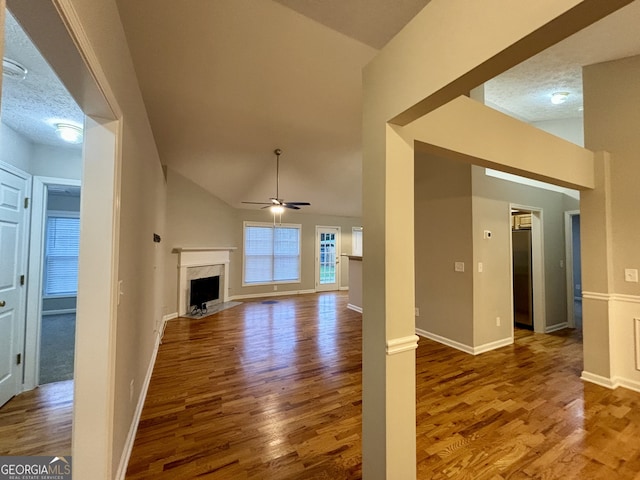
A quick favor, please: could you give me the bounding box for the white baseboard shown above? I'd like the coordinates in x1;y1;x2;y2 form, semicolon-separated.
416;328;474;355
347;304;362;313
416;328;512;355
163;312;178;322
42;308;77;316
545;322;568;333
581;371;616;389
339;286;349;291
230;289;316;301
473;337;514;355
582;371;640;394
115;329;163;479
614;376;640;394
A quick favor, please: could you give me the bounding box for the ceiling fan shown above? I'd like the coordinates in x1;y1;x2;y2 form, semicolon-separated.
242;148;311;212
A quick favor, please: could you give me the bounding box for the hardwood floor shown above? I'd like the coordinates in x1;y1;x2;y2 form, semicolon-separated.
126;293;640;479
0;380;72;456
3;293;639;478
416;328;640;479
126;293;363;479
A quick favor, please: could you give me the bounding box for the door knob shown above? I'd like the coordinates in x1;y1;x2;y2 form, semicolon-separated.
0;300;5;307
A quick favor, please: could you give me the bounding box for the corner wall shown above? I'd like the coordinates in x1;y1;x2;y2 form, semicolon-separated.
414;151;474;347
414;154;578;353
472;166;579;337
583;55;640;391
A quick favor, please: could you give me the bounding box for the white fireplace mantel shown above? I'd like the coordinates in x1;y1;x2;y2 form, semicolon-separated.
174;247;236;315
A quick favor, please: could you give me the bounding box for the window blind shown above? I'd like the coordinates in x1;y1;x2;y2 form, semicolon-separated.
44;215;80;296
244;223;301;284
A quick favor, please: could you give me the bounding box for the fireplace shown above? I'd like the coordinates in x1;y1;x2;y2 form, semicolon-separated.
186;264;224;315
190;275;220;311
174;247;235;316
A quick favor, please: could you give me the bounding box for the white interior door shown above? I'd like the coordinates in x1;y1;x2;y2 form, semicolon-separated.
0;165;29;407
316;226;340;292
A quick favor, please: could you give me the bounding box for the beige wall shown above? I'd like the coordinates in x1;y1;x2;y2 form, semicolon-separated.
414;152;474;346
55;0;169;474
164;168;361;313
582;55;640;387
472;165;579;338
163;167;238;314
415;153;579;350
584;55;640;296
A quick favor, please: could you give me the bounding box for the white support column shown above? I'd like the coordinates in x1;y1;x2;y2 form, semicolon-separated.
362;123;417;479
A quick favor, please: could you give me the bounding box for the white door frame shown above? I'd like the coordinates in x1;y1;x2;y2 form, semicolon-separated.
0;161;31;405
23;176;81;390
315;226;341;292
510;204;546;334
7;1;123;477
564;210;580;328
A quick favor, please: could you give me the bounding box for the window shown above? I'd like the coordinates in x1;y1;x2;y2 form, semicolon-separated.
44;212;80;296
243;222;301;285
352;227;363;256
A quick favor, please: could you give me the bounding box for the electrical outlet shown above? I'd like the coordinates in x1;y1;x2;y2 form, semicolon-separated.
496;317;501;327
454;262;465;273
415;307;420;317
478;262;483;273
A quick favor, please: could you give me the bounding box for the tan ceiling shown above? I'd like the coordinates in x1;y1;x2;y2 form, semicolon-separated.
117;0;383;218
116;0;640;218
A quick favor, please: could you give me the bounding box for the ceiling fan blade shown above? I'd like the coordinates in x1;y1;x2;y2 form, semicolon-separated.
284;204;301;210
284;202;310;206
242;201;272;205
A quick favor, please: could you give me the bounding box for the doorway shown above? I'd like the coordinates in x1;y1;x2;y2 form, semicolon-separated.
37;183;81;385
510;205;546;333
316;226;341;292
564;210;582;329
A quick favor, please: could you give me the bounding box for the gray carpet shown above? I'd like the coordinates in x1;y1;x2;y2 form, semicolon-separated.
39;313;76;385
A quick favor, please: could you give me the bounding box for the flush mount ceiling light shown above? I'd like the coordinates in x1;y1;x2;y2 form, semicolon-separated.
2;57;27;80
55;123;83;144
550;91;570;105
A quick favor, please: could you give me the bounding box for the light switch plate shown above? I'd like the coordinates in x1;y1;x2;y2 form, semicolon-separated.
625;268;638;283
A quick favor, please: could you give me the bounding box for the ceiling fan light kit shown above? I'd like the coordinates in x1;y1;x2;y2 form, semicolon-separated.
242;148;311;215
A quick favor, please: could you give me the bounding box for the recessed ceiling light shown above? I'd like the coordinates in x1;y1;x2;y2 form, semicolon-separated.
550;92;570;105
55;123;83;144
2;57;27;80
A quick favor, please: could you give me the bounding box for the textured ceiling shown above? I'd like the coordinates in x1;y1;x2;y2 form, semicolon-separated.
485;0;640;123
2;11;83;149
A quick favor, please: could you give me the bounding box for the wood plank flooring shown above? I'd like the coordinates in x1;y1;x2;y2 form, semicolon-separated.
3;293;640;479
0;380;72;456
126;292;640;479
126;293;363;479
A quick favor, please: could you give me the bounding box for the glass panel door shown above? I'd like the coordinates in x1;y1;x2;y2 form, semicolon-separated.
316;226;340;291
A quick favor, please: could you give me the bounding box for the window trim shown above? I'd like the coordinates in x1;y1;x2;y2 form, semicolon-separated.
352;226;363;256
242;221;302;286
43;209;81;298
